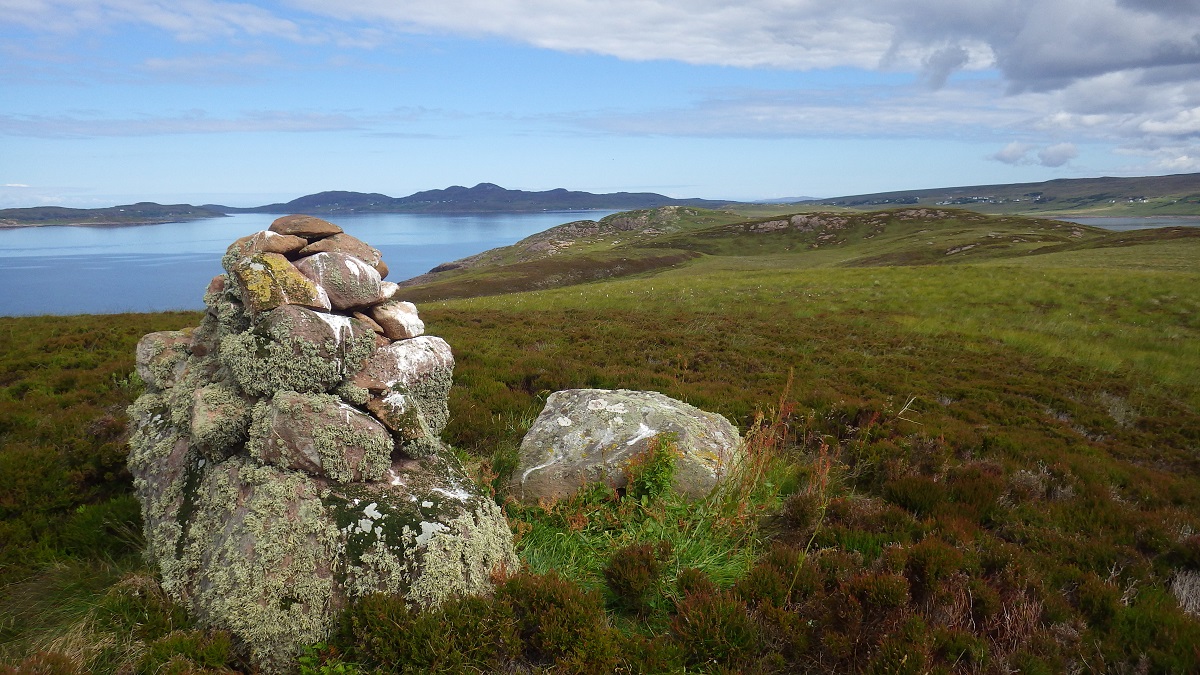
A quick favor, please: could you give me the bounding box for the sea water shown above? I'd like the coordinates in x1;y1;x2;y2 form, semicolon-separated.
0;211;617;316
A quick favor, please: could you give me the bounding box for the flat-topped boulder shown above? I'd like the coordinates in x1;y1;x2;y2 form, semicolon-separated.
268;214;343;239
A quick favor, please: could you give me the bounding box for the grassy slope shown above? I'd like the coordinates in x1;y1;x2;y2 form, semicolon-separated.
802;172;1200;216
2;206;1199;672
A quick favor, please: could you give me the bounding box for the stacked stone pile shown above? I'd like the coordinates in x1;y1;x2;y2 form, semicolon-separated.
127;215;516;672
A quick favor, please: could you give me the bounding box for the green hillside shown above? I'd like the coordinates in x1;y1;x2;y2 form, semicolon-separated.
805;172;1200;216
2;206;1199;673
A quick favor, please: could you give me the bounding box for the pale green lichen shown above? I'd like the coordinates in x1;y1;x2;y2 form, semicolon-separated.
126;392;196;579
189;382;251;459
138;331;192;391
335;381;370;406
249;391;391;483
219;312;374;398
325;454;517;605
406;500;517;607
164;354;222;430
178;457;342;674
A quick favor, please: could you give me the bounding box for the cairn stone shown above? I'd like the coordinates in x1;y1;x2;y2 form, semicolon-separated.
294;251;387;311
268;214;343;239
224;252;331;316
135;330;193;389
299;232;388;277
127;217;516;673
511;389;743;503
370;300;425;340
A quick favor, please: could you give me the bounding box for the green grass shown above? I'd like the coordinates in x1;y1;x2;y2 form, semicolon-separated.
3;206;1199;673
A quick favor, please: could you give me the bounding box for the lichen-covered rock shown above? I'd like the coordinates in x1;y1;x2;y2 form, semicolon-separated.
351;337;454;454
127;392;196;578
294;251;386;311
326;451;518;605
225;252;331;316
219;305;376;397
189;383;253;457
370;300;425;340
298;232;388;277
511;389;742;503
227;230;309;259
248;390;392;483
176;457;342;673
268;214;343;239
136;330;193;390
126;220;511;673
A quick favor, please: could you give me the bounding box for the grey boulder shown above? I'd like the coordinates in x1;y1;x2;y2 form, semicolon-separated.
511;389;742;503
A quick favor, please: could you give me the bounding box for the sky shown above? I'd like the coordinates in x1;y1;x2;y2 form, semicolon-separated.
2;0;1199;208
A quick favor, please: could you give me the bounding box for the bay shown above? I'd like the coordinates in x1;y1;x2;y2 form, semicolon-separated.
0;211;617;316
1050;215;1200;231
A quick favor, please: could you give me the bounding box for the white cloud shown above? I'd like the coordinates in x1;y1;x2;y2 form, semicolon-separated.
0;107;453;138
1037;142;1078;167
991;142;1033;165
4;0;1198;176
0;0;311;41
0;110;364;137
3;183;31;187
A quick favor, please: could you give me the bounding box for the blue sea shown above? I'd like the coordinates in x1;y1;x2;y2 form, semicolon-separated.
0;211;616;316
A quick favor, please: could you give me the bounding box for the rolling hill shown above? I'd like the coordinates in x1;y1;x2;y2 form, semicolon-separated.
804;171;1200;215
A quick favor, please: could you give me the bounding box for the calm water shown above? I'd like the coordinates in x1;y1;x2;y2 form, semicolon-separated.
1050;216;1200;231
0;211;616;316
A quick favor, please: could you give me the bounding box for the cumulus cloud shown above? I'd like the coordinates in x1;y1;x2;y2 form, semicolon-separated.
991;142;1034;165
1037;142;1078;167
987;141;1079;167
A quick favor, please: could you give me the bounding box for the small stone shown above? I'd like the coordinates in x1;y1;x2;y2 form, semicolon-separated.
351;337;454;450
299;233;387;277
370;300;425;340
268;214;343;239
379;281;399;301
189;383;252;457
227;230;308;259
206;275;226;295
353;311;386;335
226;252;331;316
351;336;454;394
135;330;192;390
294;251;386;311
219;305;376;397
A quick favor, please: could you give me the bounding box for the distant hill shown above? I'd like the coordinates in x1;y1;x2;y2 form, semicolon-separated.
809;172;1200;215
5;173;1199;227
0;202;226;228
224;183;731;215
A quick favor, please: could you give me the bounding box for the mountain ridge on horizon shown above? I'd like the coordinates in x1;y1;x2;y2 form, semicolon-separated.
2;172;1200;226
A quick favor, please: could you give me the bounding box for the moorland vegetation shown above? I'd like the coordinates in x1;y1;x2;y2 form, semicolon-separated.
1;206;1198;673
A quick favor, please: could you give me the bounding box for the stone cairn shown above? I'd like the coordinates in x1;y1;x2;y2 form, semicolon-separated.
127;215;517;672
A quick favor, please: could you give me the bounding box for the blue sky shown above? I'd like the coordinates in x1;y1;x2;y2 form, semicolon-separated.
2;0;1199;208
